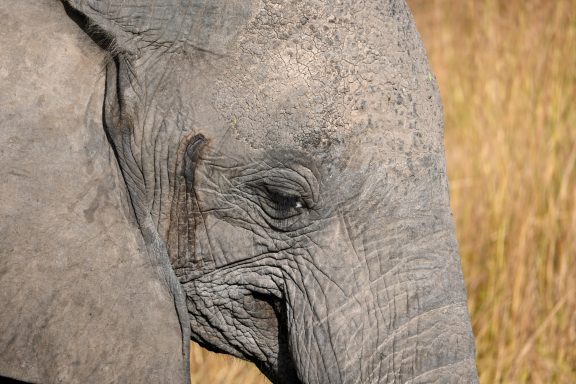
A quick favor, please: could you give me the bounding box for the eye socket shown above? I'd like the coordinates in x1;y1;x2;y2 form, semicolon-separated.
237;166;318;231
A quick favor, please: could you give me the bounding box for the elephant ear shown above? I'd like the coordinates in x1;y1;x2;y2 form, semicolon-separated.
62;0;258;55
0;2;187;383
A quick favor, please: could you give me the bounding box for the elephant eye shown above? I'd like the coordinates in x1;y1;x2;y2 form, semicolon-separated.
243;173;315;230
264;187;305;212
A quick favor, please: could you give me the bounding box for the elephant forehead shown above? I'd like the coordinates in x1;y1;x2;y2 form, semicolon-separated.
201;0;442;160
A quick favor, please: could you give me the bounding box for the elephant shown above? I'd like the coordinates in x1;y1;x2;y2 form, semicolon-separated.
0;0;479;383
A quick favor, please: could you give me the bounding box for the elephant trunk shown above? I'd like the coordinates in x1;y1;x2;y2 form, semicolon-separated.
282;212;478;384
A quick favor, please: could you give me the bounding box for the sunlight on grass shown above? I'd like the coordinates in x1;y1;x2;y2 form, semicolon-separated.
411;0;576;382
190;343;269;384
190;1;576;383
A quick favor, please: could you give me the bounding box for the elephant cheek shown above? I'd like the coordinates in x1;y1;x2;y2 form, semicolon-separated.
183;271;292;378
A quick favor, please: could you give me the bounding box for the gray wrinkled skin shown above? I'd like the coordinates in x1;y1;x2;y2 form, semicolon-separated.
0;1;479;383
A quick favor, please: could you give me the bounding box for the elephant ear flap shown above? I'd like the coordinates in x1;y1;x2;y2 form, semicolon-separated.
63;0;260;56
62;0;142;54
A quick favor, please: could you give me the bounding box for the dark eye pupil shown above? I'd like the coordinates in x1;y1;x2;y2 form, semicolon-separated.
267;190;302;211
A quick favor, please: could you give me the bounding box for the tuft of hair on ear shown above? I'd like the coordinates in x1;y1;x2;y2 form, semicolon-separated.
85;20;121;57
61;0;129;60
62;2;109;51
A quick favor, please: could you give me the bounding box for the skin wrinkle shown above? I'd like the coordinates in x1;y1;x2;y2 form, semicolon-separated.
366;240;387;382
291;271;334;382
412;279;421;380
340;211;379;382
366;303;472;375
151;117;163;228
399;358;476;384
291;252;345;382
291;248;348;295
283;263;320;381
189;280;282;360
140;64;170;223
290;298;317;383
107;61;146;219
184;260;281;296
203;193;277;239
147;112;158;224
159;119;173;228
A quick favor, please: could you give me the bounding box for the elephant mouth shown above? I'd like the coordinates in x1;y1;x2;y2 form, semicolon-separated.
246;291;303;384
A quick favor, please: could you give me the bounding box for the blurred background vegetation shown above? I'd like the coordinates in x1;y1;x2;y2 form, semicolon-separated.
189;0;576;382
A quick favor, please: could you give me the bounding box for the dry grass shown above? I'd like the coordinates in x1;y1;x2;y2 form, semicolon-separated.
189;344;268;384
190;1;576;382
411;0;576;382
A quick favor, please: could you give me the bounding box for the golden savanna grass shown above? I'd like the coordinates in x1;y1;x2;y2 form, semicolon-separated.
413;0;576;382
190;1;576;382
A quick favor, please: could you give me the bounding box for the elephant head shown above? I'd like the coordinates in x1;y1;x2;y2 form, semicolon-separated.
0;0;478;383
